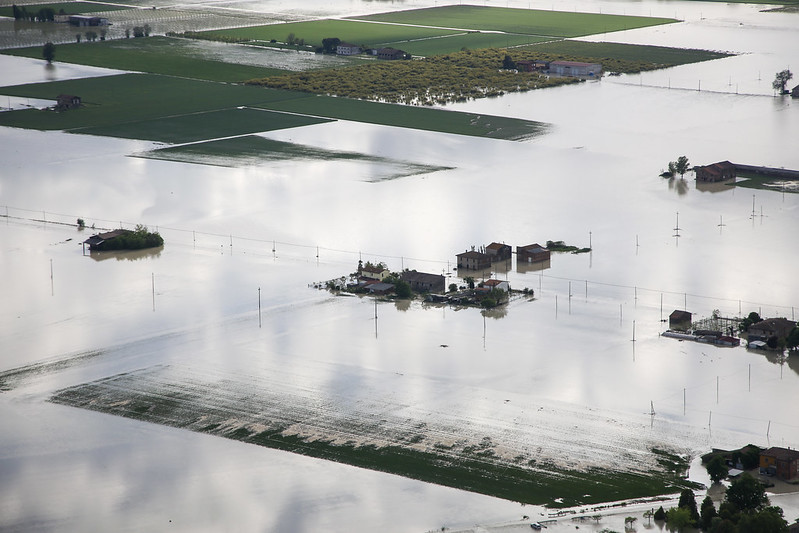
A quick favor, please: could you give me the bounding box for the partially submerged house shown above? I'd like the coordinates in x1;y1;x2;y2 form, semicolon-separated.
669;310;692;331
456;250;491;270
694;160;736;182
548;60;602;78
517;243;550;263
485;242;512;262
367;282;394;295
748;317;797;342
82;229;129;251
400;270;445;293
56;94;81;111
760;447;799;481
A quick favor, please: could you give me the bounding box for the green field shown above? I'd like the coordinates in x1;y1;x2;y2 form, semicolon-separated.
399;32;552;57
350;5;677;38
0;1;128;17
521;39;731;67
261;95;548;141
0;72;548;141
200;19;461;49
0;74;311;135
1;37;286;82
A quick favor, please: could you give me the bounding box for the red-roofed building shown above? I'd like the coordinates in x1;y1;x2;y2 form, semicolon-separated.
695;161;736;182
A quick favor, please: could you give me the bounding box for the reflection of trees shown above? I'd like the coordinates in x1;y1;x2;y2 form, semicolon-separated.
89;246;163;262
394;298;411;312
668;177;689;196
786;354;799;377
482;305;508;320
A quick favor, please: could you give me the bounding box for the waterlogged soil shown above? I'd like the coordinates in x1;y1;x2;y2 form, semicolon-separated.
47;362;698;507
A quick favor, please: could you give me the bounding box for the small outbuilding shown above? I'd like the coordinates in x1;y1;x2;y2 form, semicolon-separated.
83;229;129;251
56;94;81;111
669;310;692;331
481;279;509;292
517;243;550;263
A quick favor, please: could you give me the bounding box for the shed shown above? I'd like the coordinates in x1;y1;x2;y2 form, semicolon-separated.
83;229;129;251
56;94;81;110
669;310;692;331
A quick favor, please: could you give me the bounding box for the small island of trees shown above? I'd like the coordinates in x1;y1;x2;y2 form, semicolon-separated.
86;224;164;251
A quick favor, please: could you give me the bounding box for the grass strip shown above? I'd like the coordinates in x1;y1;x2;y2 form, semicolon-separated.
350;5;677;38
260;96;549;141
199;19;462;49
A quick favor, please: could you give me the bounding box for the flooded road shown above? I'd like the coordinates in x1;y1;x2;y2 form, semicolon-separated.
1;0;798;531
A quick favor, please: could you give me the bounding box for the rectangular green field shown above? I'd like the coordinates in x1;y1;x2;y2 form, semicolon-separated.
77;108;332;143
351;5;676;38
397;33;553;56
520;39;731;65
0;73;313;133
1;37;286;82
0;1;128;16
200;19;461;48
260;95;548;141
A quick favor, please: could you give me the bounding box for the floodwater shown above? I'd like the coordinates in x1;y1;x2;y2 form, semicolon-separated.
1;0;799;531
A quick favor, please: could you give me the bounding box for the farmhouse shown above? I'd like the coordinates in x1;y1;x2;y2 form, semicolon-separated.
456;250;491;270
56;94;81;111
695;160;736;182
336;42;361;55
68;15;109;26
747;317;796;342
400;270;445;293
517;243;550;263
82;229;129;251
485;242;512;261
759;447;799;481
481;279;509;292
669;310;692;331
548;60;602;78
377;47;406;60
359;263;389;281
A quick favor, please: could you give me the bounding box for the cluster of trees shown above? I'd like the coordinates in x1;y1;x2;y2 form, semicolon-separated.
130;24;152;38
773;69;793;94
651;476;788;532
321;37;341;54
11;4;58;22
662;155;690;179
285;32;306;47
76;30;106;43
98;225;164;251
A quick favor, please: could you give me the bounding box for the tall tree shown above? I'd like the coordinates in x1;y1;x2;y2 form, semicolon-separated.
725;473;769;514
674;155;690;178
700;496;717;530
678;489;700;522
772;69;793;93
42;41;55;63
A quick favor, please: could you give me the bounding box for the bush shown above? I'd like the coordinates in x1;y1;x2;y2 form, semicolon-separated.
97;225;163;251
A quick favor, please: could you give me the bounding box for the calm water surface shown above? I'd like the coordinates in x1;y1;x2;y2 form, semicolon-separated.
1;1;798;531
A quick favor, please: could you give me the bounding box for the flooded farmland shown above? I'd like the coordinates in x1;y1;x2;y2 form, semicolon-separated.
1;0;798;531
